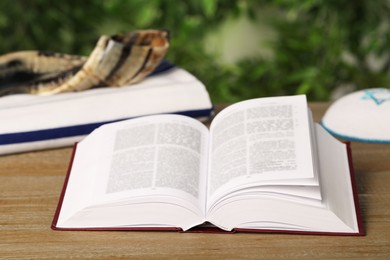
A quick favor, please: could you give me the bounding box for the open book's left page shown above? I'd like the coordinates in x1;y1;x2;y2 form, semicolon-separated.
54;114;209;231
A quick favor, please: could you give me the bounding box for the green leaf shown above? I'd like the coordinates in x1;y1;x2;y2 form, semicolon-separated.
296;82;312;95
200;0;217;18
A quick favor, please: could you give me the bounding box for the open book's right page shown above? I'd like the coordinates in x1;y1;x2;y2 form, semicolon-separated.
207;95;316;207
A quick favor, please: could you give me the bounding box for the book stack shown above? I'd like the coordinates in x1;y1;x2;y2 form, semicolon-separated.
0;63;213;155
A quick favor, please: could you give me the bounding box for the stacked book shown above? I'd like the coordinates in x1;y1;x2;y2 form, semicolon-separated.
0;62;213;155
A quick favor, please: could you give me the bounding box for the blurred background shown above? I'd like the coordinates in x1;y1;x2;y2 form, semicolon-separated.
0;0;389;103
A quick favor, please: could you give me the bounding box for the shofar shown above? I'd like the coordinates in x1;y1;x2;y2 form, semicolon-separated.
0;29;169;96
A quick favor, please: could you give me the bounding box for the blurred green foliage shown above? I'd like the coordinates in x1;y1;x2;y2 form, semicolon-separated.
0;0;389;102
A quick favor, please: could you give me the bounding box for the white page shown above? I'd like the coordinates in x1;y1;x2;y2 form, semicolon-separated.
315;124;359;231
207;95;315;207
90;114;210;216
57;114;210;228
206;124;359;233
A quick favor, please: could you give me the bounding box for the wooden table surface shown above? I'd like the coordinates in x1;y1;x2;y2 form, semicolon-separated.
1;103;390;259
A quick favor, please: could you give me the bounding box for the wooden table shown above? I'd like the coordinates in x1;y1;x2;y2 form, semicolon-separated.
1;103;390;259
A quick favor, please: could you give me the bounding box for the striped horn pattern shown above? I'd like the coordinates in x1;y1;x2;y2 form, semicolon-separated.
0;30;170;96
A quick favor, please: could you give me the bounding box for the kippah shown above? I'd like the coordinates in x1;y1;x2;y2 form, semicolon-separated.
321;88;390;143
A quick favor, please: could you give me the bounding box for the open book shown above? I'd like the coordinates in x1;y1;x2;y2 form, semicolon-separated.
52;95;363;235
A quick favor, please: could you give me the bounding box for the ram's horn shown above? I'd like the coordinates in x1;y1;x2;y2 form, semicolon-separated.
0;29;170;96
0;51;86;96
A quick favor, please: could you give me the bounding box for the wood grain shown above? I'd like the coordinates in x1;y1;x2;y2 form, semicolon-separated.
1;103;390;259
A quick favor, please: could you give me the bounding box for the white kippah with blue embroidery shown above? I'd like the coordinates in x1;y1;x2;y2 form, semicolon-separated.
321;88;390;143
